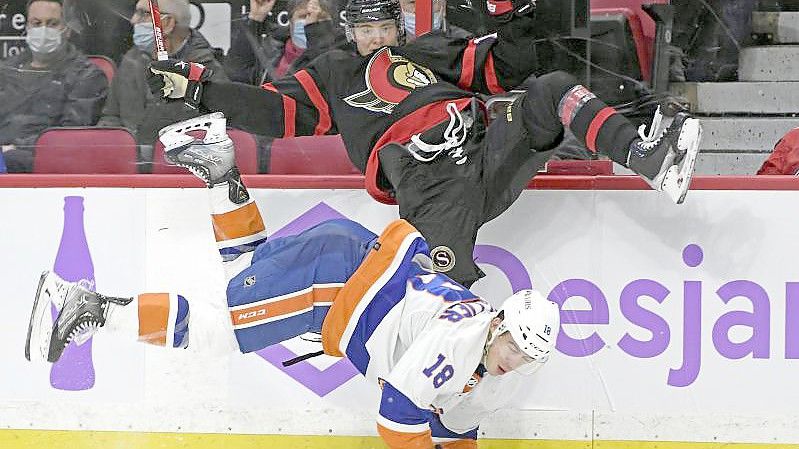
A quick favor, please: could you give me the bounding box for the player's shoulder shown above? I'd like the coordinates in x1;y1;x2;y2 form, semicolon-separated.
435;297;494;326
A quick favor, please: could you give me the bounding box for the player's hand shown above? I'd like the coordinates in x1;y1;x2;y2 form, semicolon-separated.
249;0;277;22
148;59;213;109
485;0;536;22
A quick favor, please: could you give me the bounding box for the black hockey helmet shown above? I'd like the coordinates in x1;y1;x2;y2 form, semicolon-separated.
344;0;406;45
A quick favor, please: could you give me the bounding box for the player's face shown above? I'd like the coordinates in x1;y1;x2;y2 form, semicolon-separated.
353;19;399;56
484;331;536;376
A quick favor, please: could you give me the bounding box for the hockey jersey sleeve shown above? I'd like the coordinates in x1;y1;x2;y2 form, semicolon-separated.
201;63;337;138
408;15;537;96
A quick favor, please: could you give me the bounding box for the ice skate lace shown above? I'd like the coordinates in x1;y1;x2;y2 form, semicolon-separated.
407;102;470;164
636;106;666;151
631;106;684;161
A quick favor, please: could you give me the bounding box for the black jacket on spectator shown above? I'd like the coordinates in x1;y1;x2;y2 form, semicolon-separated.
226;19;348;85
98;29;228;148
0;42;108;172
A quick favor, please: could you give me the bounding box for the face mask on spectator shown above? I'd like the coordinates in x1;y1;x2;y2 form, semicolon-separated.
133;22;156;53
292;20;308;49
26;26;64;54
403;11;443;36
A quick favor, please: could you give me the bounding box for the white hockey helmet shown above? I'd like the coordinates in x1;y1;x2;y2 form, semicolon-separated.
491;289;560;375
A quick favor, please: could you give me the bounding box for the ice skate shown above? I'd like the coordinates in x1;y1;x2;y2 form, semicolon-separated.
25;271;132;363
628;106;702;204
158;112;249;204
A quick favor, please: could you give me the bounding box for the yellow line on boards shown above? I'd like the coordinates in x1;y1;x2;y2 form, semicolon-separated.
0;430;796;449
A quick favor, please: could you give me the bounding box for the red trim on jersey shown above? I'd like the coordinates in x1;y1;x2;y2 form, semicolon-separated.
457;41;477;90
483;53;504;95
261;83;296;138
293;70;332;135
364;98;474;204
585;107;616;153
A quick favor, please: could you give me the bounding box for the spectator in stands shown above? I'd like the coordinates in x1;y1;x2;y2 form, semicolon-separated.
669;0;756;82
226;0;346;85
227;0;347;173
97;0;228;164
399;0;470;40
0;0;108;173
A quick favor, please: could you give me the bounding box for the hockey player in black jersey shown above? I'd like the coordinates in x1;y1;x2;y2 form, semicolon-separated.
147;0;702;288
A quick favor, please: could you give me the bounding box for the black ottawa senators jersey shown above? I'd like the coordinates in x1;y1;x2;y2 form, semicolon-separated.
203;16;537;203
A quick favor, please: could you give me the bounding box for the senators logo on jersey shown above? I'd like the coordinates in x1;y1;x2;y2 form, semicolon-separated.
344;48;437;114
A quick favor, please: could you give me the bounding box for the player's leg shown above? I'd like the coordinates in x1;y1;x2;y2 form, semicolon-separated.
378;137;485;288
159;112;379;352
516;71;702;204
158;112;273;354
226;219;377;353
480;89;561;223
158;111;268;277
25;270;191;363
25;113;261;364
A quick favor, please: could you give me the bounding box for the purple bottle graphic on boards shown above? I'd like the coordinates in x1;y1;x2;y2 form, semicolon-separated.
50;196;96;390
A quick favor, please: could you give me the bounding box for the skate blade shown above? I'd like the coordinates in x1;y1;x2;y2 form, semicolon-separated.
662;118;701;204
25;271;55;363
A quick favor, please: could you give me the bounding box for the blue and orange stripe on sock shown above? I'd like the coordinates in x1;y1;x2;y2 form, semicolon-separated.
137;293;190;348
211;201;268;261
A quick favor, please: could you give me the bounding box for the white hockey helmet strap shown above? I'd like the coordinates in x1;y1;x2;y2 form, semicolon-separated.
489;289;560;375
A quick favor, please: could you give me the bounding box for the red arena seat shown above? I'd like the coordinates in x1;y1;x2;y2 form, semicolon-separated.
33;127;138;174
87;55;116;83
269;135;360;175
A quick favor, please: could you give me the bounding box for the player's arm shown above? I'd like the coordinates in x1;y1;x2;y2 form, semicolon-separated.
148;60;336;138
377;380;435;449
378;305;486;448
434;0;536;95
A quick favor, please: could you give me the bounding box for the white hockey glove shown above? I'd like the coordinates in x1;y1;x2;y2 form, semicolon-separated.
148;59;213;109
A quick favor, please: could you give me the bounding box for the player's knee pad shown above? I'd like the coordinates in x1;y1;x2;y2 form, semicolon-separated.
515;72;577;144
521;71;581;109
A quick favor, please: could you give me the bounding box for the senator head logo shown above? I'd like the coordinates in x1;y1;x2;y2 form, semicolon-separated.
344;48;437;114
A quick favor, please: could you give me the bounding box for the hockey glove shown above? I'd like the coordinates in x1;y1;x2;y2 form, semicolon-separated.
148;59;214;109
485;0;535;22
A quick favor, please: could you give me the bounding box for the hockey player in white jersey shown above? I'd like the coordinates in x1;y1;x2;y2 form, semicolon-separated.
25;113;560;449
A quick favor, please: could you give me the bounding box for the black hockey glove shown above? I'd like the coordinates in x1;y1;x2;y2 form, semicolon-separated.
484;0;536;22
148;59;214;109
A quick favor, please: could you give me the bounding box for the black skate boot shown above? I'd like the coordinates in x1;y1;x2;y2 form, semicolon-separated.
627;107;702;204
25;271;132;363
